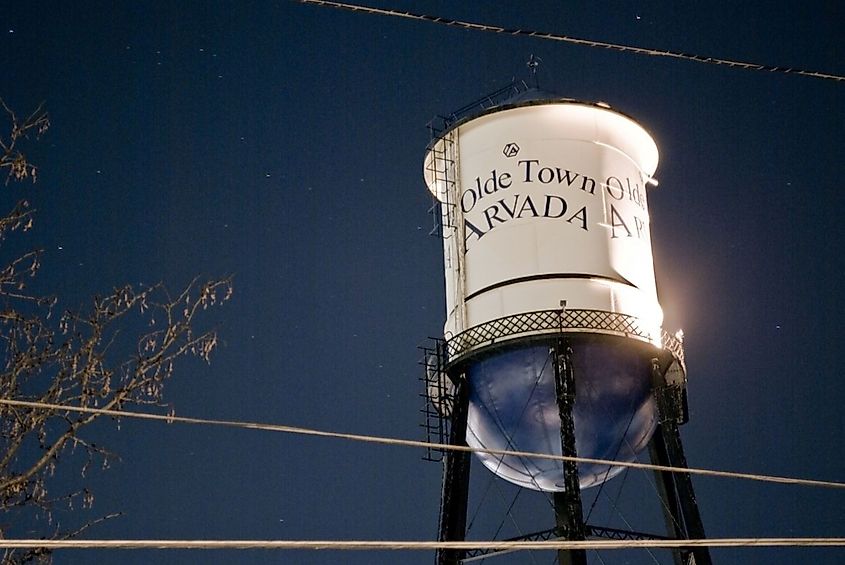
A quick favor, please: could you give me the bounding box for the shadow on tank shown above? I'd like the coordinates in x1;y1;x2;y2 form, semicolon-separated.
464;335;658;490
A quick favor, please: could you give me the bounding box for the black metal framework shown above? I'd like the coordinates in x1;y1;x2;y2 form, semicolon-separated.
437;376;471;565
426;80;531;138
420;309;688;464
419;339;453;462
444;309;686;374
425;131;458;236
552;339;587;565
424;331;711;565
461;524;672;561
649;356;712;565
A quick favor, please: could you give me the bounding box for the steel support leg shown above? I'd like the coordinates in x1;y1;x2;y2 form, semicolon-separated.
651;360;712;565
437;376;471;565
649;433;687;565
553;340;587;565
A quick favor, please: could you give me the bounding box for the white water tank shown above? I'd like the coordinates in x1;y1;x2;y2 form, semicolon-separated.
423;95;685;490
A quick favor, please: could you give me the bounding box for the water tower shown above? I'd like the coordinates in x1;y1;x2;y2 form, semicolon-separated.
420;81;711;565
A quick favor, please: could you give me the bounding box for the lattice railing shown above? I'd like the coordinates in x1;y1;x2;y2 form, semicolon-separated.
445;308;685;372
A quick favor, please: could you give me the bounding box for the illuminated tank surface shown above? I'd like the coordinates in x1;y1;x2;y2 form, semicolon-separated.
423;94;679;492
465;337;657;490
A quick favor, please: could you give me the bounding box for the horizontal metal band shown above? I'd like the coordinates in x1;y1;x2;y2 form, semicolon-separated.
445;308;685;373
464;273;637;302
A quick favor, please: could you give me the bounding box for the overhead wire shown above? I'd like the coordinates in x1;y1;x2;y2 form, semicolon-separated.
1;537;844;550
291;0;845;83
2;398;843;491
2;5;839;560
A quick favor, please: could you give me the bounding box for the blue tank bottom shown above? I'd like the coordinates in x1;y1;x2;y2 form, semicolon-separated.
464;336;657;490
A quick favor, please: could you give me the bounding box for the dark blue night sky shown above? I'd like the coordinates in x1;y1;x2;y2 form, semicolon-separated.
2;2;843;564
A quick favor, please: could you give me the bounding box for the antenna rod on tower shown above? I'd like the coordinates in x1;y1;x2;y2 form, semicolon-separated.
527;54;542;88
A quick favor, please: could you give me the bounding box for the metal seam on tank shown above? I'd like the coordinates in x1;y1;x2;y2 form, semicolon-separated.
464;340;658;490
469;347;562;489
465;425;538;480
463;273;639;302
591;140;658;180
452;128;469;335
467;393;553;483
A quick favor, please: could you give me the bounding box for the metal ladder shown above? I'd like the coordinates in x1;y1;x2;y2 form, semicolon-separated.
418;339;453;463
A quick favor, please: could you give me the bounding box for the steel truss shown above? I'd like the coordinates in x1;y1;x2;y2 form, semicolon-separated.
426;333;711;565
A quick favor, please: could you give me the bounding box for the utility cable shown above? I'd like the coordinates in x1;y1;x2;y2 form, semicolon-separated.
291;0;845;83
2;398;844;491
583;383;639;524
1;538;844;550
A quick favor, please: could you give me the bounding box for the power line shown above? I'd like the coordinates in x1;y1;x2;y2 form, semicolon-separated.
292;0;845;83
2;398;844;491
0;537;844;550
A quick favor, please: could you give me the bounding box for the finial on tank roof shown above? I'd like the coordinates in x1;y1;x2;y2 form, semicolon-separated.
526;54;542;89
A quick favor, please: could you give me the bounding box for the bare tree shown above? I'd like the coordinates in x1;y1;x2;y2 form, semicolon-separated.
0;99;49;185
0;101;232;563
